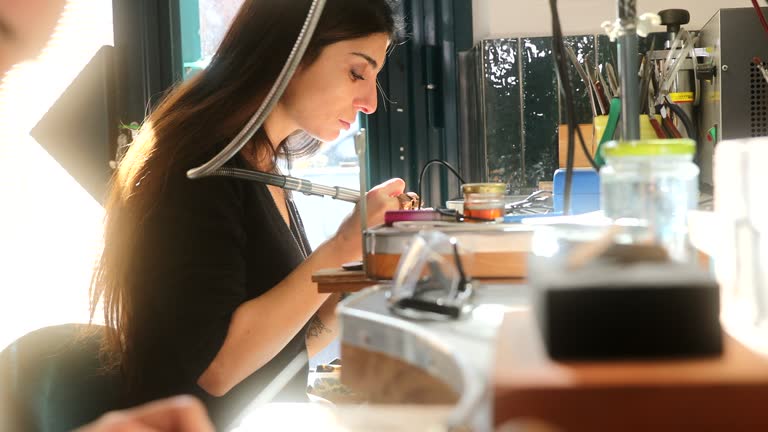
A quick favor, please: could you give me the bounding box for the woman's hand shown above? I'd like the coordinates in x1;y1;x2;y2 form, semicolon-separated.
333;178;405;250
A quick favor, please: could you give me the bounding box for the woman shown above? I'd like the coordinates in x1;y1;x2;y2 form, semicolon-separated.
90;0;403;428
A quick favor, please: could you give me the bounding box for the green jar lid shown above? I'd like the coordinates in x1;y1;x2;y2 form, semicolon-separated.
602;138;696;157
462;182;506;195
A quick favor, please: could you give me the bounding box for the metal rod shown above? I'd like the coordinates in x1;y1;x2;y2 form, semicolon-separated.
214;167;360;203
617;0;640;140
355;129;369;272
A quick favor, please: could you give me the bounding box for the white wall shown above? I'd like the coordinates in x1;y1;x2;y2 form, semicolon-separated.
472;0;755;41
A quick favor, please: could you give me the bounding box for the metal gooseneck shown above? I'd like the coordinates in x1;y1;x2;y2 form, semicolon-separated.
186;0;329;180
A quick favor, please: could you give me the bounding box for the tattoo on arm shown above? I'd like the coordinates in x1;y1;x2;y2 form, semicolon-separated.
306;314;332;339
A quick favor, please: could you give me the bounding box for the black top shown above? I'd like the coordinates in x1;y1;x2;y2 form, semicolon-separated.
130;155;312;430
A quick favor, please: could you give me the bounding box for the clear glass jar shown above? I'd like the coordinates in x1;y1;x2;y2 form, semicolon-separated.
600;139;699;261
462;183;506;223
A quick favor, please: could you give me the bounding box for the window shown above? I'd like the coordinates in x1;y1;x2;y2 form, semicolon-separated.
0;0;114;349
181;0;242;78
289;118;360;249
179;1;361;249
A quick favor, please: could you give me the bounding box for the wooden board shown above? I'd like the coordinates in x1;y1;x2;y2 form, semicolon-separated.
312;269;377;293
365;251;528;281
558;123;595;169
493;309;768;430
313;267;527;293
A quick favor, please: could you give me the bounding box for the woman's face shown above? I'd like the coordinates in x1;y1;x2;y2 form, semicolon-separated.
0;0;66;74
281;32;389;142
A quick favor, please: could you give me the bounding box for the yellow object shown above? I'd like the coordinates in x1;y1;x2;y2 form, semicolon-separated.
593;114;660;146
639;114;661;140
669;92;694;103
593;115;609;148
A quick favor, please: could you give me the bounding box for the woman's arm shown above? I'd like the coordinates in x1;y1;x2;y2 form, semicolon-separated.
197;179;404;396
306;293;341;358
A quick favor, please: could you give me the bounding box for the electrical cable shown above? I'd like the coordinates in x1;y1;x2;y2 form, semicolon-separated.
550;0;578;215
664;96;697;143
752;0;768;38
417;160;466;209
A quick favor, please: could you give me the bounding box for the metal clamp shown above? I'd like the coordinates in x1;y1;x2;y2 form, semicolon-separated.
388;238;475;321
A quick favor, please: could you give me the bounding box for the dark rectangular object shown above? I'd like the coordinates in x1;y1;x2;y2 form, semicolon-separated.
698;7;768;186
535;262;722;360
31;45;117;203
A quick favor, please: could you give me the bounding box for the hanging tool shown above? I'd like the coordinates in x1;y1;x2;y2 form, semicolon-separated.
605;62;621;97
595;66;614;99
646;78;667;138
660;109;683;138
638;55;651;115
648;10;698;143
565;44;599;117
583;55;607;115
649;115;667;138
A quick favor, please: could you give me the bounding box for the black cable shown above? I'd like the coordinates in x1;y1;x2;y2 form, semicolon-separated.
664;97;697;143
575;123;599;170
417;159;466;209
664;97;700;166
549;0;575;215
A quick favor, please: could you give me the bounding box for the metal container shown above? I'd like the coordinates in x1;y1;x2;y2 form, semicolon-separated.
461;183;506;223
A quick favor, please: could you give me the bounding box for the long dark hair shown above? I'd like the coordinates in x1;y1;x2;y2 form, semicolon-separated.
90;0;399;386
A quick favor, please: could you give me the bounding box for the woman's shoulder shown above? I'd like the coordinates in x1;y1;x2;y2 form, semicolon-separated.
150;156;253;223
165;154;249;199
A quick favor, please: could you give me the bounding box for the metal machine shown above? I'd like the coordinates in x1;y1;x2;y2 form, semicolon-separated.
697;7;768;186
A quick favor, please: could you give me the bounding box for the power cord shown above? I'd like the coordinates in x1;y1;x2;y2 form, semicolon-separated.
417;159;467;209
549;0;580;215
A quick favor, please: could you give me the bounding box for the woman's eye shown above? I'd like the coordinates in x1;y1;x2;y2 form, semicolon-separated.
351;70;365;81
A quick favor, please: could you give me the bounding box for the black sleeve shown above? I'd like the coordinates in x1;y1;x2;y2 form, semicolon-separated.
141;172;249;385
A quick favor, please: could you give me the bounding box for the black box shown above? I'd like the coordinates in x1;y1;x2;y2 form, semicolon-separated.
534;262;722;360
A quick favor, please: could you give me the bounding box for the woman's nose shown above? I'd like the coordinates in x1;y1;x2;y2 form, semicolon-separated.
354;81;378;114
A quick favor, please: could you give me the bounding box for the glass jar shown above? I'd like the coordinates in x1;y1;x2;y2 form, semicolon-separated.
600;139;699;261
462;183;506;223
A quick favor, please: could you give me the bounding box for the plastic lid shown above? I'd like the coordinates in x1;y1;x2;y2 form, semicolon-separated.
602;138;695;157
461;183;506;195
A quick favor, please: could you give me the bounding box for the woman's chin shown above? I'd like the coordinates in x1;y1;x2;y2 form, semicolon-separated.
318;130;342;142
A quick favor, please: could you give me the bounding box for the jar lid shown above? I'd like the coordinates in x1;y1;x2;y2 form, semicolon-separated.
462;182;506;194
602;138;695;157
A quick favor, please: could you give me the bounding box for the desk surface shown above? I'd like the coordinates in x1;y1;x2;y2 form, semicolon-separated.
494;309;768;430
312;269;375;293
313;267;524;293
337;282;768;431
